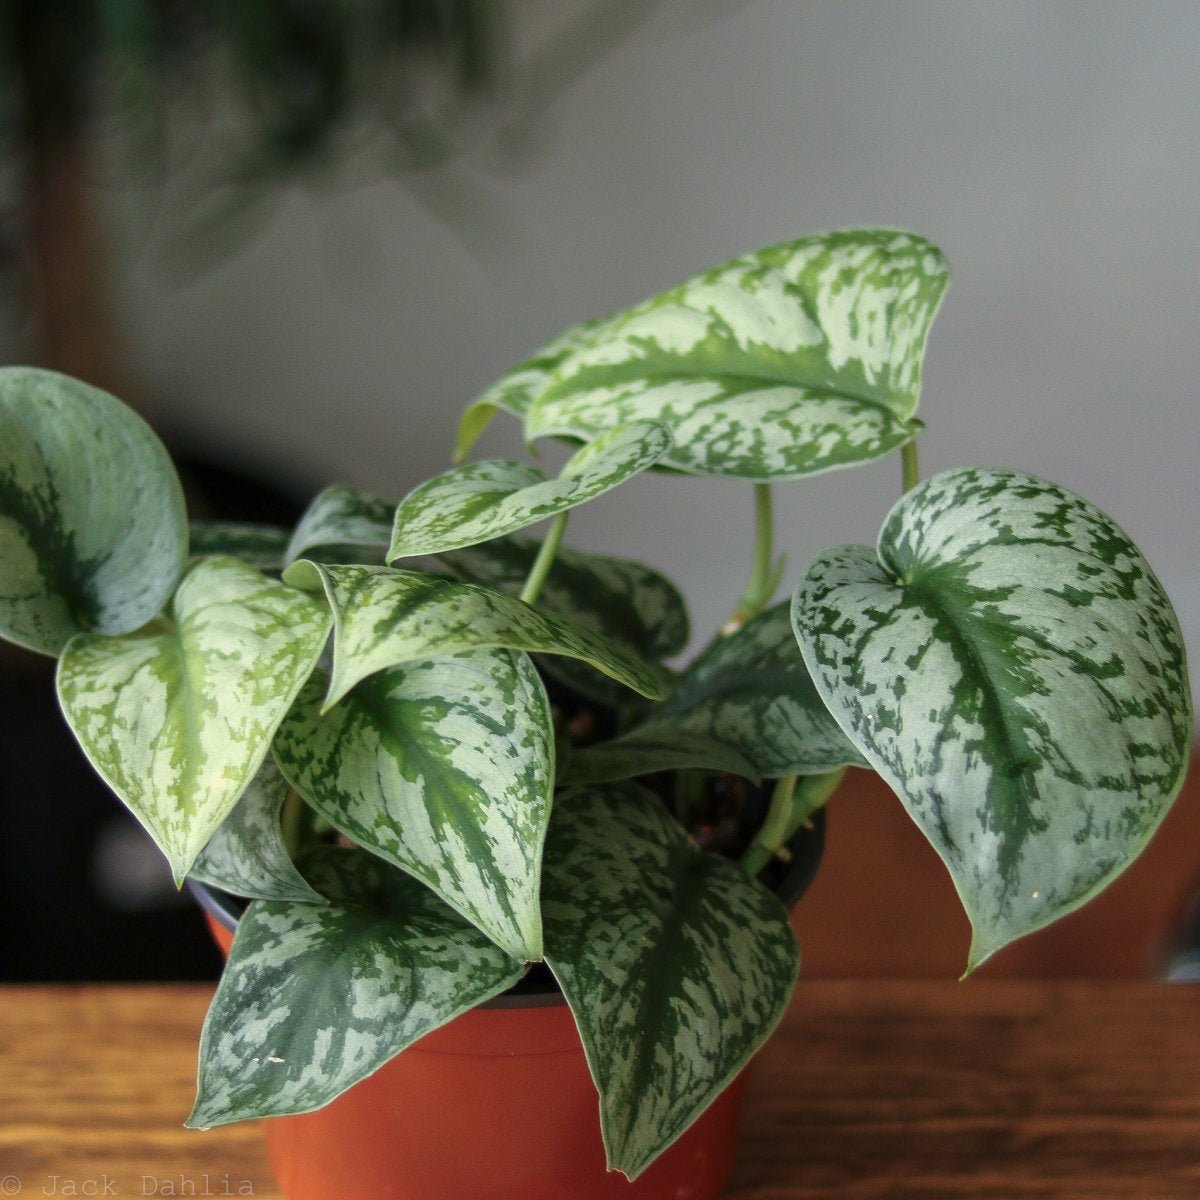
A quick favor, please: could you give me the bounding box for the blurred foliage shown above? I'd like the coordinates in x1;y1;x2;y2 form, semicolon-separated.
0;0;503;167
0;0;673;292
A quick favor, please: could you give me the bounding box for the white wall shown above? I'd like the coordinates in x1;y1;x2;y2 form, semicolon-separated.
108;0;1200;711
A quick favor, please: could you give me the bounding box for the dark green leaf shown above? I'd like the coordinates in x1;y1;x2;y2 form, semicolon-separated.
567;603;865;785
190;521;290;572
191;756;323;904
543;783;799;1179
187;847;523;1128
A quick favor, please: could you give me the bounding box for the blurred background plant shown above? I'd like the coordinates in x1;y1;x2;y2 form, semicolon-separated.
0;0;662;394
0;0;662;979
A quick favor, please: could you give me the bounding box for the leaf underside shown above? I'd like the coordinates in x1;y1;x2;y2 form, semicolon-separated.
191;755;324;904
285;484;396;566
439;534;688;707
454;314;614;461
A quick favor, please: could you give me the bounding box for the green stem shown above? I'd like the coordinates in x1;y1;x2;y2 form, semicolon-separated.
724;483;776;633
901;439;921;494
280;788;304;860
740;768;846;877
519;511;569;605
743;774;797;872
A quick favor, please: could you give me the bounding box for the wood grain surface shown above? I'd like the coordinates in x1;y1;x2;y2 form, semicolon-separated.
2;983;1198;1199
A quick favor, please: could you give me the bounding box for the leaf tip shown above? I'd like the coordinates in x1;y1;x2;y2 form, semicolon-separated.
281;559;322;592
515;927;544;966
171;855;194;892
320;672;353;713
963;925;1005;977
454;400;496;464
183;1096;214;1131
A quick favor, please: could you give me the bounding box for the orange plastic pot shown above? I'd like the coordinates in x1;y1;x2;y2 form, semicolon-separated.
194;813;823;1200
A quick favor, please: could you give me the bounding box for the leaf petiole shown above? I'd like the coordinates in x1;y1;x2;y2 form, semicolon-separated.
740;768;846;877
901;439;921;494
519;511;569;606
724;483;779;634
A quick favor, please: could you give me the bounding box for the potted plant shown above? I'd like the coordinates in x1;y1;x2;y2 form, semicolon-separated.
0;229;1191;1200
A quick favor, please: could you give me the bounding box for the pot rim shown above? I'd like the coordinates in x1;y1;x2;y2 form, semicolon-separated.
188;807;826;1011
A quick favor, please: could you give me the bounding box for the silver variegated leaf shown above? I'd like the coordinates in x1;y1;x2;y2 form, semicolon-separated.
273;651;553;961
0;367;187;655
454;315;612;462
440;534;687;705
524;230;949;480
389;422;671;559
543;783;799;1179
187;847;524;1128
283;561;665;709
191;756;323;904
189;522;290;572
56;556;331;885
793;467;1193;971
566;603;865;785
285;484;395;565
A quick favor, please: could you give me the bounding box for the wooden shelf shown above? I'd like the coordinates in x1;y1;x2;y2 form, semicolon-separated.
3;982;1199;1198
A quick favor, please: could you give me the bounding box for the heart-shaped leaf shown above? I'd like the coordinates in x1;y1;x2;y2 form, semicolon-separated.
524;230;949;480
285;484;396;565
0;367;187;655
273;651;554;961
283;561;665;709
566;603;865;785
389;422;671;559
191;756;324;904
187;847;523;1128
57;556;331;884
190;522;290;572
793;468;1193;970
455;314;612;461
542;782;799;1179
440;534;688;705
